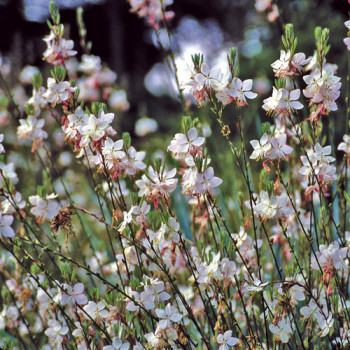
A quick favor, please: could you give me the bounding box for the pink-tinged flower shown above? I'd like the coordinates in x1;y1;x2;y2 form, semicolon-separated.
43;78;76;107
57;283;88;306
0;214;15;238
267;4;279;22
195;167;222;194
311;241;348;274
255;0;271;12
217;330;239;350
272;50;310;78
128;0;174;29
303;67;341;118
43;38;77;64
318;165;337;185
183;61;227;107
221;258;236;280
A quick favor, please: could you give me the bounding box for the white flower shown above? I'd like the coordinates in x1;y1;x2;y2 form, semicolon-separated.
79;55;102;73
83;301;108;320
338;134;350;155
17;115;48;142
29;193;60;223
0;162;18;184
155;303;182;329
0;134;4;154
135;117;158;137
1;192;26;215
314;143;335;164
225;78;257;105
271;50;291;77
43;78;76;106
317;313;334;337
167;217;180;243
122;146;146;176
103;337;130;350
268;134;293;160
311;241;348;274
217;330;239;350
168;127;205;159
250;133;271;160
246;273;268;293
344;37;350;51
283;89;304;111
136;166;178;200
0;214;15;238
45;320;69;347
57;283;88;306
80;110;115;144
118;206;137;233
262;87;284;114
27;86;47;115
270;318;293;343
126;289;155;312
142;276;171;303
194;62;224;91
221;258;236;280
195;167;222;194
108;89;130;112
300;299;322;319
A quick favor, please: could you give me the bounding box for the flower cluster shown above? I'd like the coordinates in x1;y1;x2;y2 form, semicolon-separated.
128;0;174;29
182;60;257;108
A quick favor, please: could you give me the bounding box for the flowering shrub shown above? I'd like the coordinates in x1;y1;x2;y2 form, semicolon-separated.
0;1;350;349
